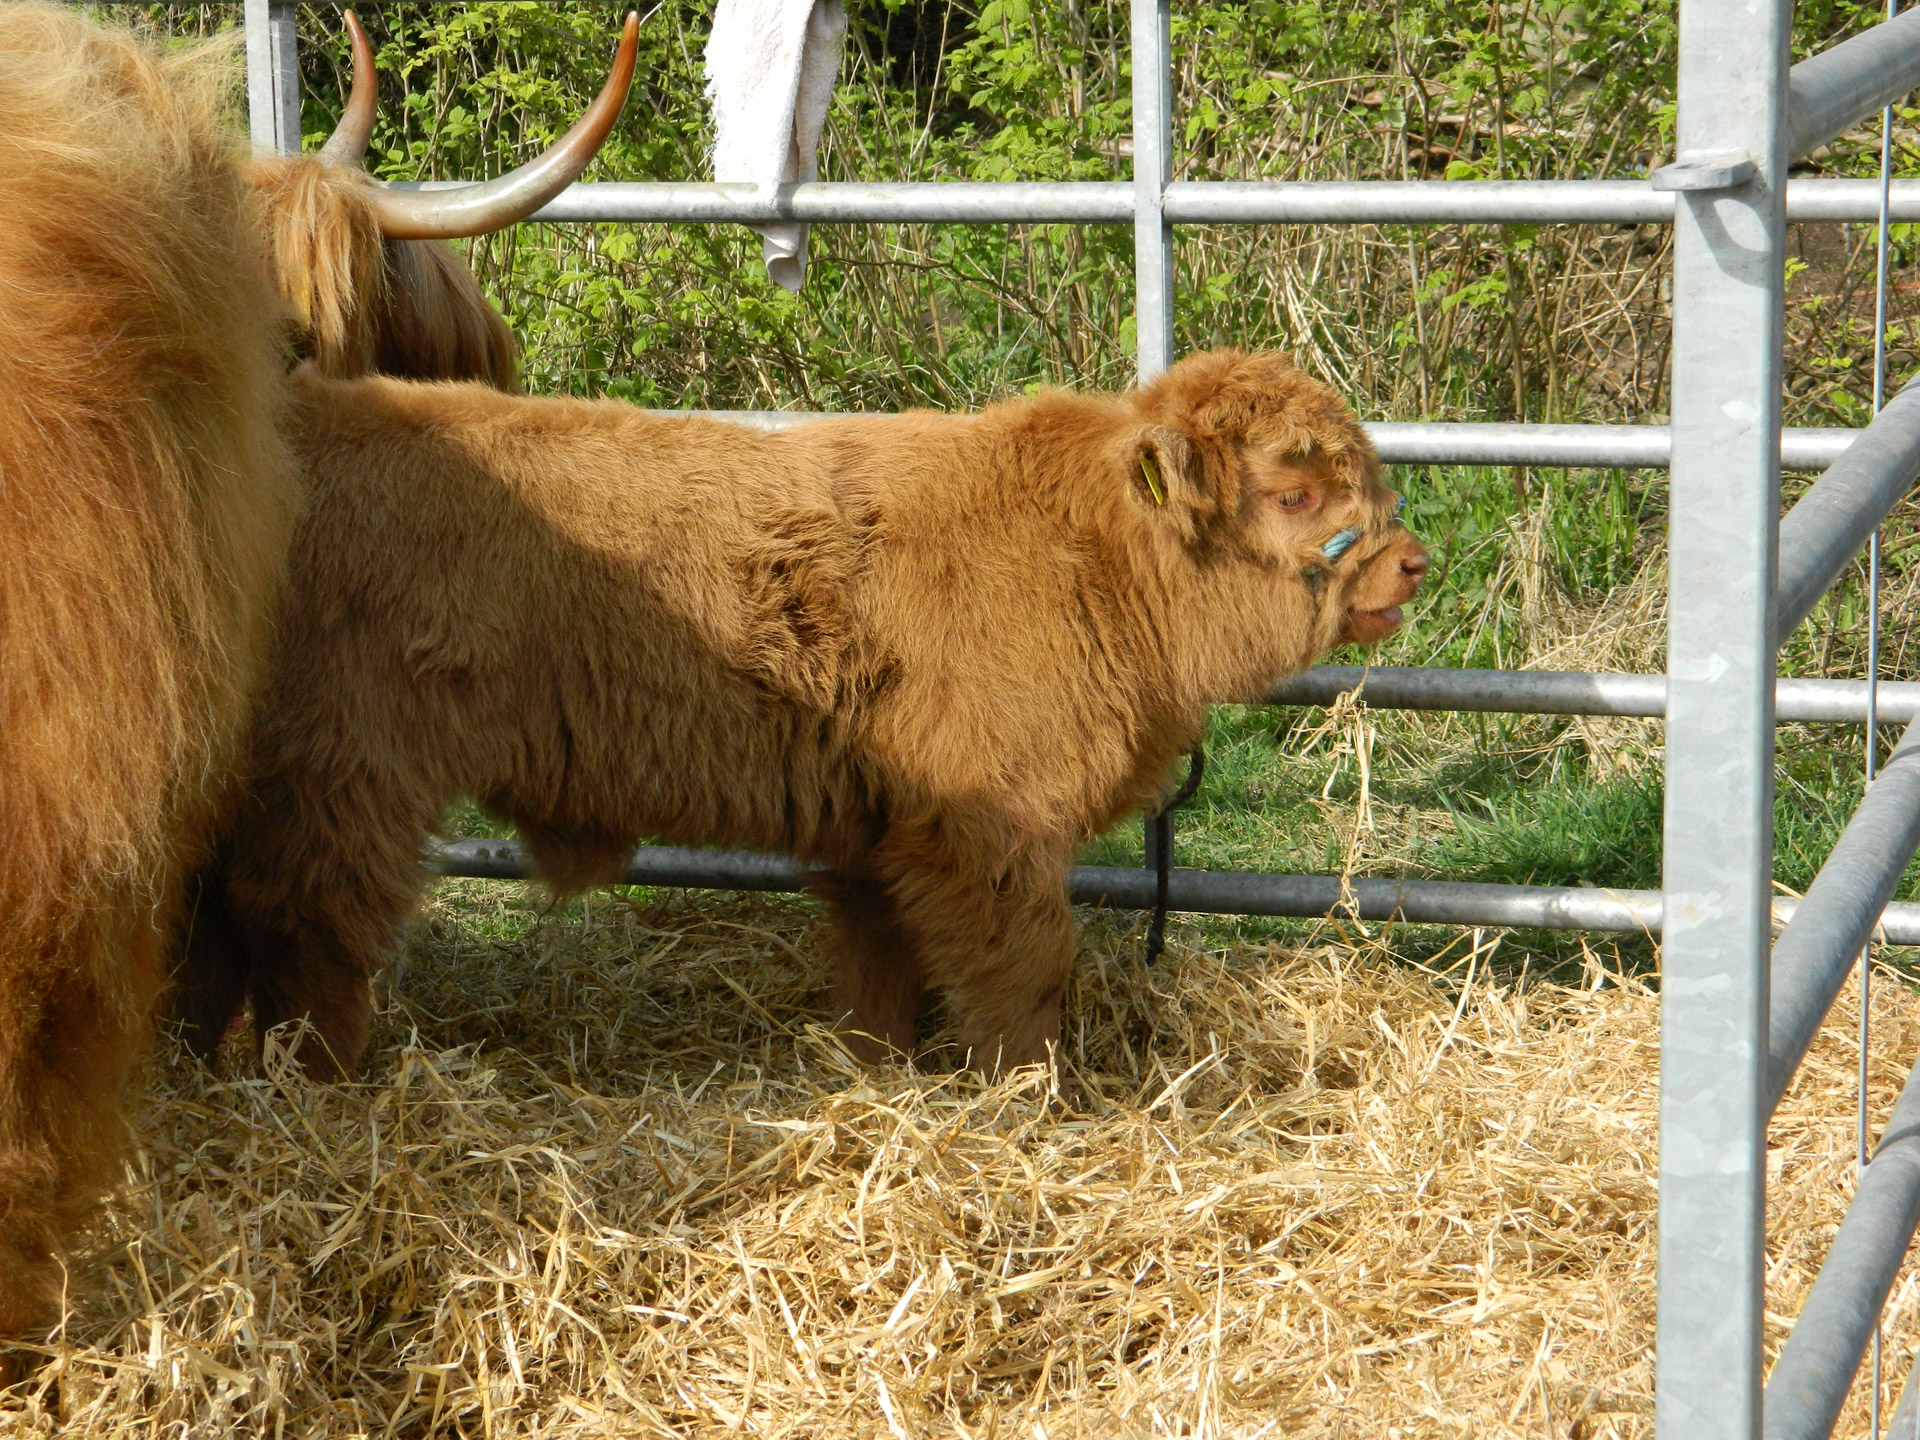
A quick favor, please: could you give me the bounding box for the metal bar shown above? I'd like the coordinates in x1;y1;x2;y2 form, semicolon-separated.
1888;1354;1920;1439
1369;421;1850;469
1867;530;1889;1440
513;181;1134;224
1089;870;1668;930
1768;719;1920;1115
439;840;807;891
1130;0;1174;381
428;177;1920;227
242;0;276;152
1374;421;1675;467
1763;1045;1920;1440
1787;5;1920;161
665;413;1860;472
1776;376;1920;641
1132;0;1174;870
1656;1;1789;1431
1165;178;1671;224
267;0;300;155
1264;666;1920;724
1860;55;1897;1428
243;0;301;154
1789;179;1920;223
426;840;1920;944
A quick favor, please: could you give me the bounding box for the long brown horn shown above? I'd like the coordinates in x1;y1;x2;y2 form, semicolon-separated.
316;10;377;165
365;10;639;240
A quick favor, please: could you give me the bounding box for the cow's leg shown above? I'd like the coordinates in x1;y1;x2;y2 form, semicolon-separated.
0;897;166;1341
220;762;444;1079
877;839;1075;1076
815;871;924;1061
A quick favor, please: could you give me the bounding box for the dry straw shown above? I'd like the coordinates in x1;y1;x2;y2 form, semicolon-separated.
4;886;1916;1437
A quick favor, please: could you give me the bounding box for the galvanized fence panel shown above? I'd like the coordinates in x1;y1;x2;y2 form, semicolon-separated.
244;4;1920;1433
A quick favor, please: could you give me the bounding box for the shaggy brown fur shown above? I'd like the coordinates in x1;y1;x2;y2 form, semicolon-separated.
247;156;519;388
0;0;531;1342
0;6;301;1336
186;350;1427;1077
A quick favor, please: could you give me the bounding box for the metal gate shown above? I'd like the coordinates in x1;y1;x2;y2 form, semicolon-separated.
245;1;1920;1431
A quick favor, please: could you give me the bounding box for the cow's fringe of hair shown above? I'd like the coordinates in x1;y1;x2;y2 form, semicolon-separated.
247;157;520;390
0;2;301;1336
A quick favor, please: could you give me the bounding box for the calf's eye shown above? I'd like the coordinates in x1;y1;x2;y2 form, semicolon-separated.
1275;491;1311;511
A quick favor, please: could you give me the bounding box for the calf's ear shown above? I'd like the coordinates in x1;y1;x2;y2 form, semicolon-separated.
1135;425;1201;508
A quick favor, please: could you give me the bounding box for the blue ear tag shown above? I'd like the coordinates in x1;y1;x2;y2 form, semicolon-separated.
1321;527;1363;561
1320;497;1405;561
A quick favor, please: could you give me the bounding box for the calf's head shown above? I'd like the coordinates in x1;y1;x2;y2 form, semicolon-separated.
1127;348;1429;695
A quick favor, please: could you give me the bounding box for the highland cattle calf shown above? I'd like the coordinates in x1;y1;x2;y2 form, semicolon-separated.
0;2;630;1344
187;350;1427;1078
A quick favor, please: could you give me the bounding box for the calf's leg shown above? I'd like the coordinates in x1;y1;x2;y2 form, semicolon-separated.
816;871;924;1061
218;761;446;1078
875;834;1074;1075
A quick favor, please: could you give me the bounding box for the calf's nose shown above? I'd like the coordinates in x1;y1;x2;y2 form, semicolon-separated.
1401;544;1430;583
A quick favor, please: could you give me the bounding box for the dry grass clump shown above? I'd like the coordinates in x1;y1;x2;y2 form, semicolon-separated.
5;887;1917;1437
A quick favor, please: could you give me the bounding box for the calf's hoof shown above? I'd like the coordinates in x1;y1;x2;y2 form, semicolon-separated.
0;1341;48;1391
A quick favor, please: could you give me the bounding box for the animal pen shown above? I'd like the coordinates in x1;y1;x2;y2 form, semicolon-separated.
242;0;1920;1433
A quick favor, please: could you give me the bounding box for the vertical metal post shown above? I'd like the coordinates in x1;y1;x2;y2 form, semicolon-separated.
1130;0;1173;384
269;2;301;155
1131;0;1175;873
243;0;275;152
244;0;302;155
1657;0;1790;1434
1863;11;1898;1427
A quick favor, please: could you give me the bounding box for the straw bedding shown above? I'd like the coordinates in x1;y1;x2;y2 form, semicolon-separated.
4;885;1916;1437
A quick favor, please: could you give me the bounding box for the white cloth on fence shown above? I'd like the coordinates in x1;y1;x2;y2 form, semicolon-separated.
704;0;847;293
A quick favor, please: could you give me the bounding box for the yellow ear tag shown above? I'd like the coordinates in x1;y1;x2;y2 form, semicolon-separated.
1140;452;1166;506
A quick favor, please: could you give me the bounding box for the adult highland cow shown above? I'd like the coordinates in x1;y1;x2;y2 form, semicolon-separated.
0;4;299;1344
184;351;1427;1079
0;3;630;1344
247;9;639;389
